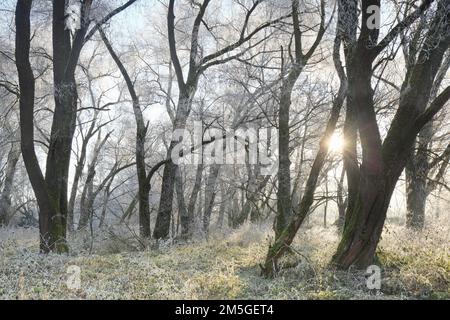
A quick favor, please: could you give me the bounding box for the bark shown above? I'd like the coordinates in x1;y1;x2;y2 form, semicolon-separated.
335;166;347;231
183;163;203;237
216;182;226;228
323;175;328;228
175;166;189;237
0;142;21;226
202;164;220;235
291;124;308;207
153;96;192;239
405;52;450;229
42;0;94;252
98;179;113;228
16;0;136;252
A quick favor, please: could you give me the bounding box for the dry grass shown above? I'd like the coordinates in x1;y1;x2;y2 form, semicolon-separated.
0;218;448;300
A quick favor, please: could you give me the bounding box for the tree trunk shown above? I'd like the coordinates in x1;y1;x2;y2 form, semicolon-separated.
99;27;151;238
216;182;226;228
323;175;328;228
202;164;220;235
68;115;98;232
154;95;192;239
184;163;203;237
404;52;450;229
16;0;58;253
262;14;345;276
234;175;270;227
0;142;21;226
175;166;188;238
273;0;325;239
405;135;429;229
98;180;113;228
275;79;295;238
77;132;109;230
336;166;346;231
332;0;449;269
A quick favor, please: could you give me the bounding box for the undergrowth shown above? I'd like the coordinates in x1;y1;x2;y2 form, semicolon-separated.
0;219;448;300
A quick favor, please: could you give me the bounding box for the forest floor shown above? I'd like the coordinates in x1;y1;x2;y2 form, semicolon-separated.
0;220;449;300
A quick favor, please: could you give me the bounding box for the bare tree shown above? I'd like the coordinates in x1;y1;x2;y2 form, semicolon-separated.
15;0;138;253
154;0;290;239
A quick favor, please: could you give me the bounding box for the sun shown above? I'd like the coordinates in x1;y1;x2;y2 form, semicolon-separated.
328;133;345;153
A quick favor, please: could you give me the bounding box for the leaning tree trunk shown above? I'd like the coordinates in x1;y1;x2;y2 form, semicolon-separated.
99;27;151;238
262;17;346;276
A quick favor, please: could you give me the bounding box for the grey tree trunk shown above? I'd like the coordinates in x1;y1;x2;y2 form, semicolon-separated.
99;27;151;238
216;182;226;228
202;164;220;235
68;112;99;232
175;166;188;238
0;142;21;226
78;132;109;230
273;0;325;239
153;96;192;239
405;52;450;229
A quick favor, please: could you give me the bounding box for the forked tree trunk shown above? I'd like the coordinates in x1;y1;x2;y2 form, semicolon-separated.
332;0;449;269
154;95;192;239
16;0;58;253
273;0;325;239
16;0;136;252
78;132;109;230
262;5;345;275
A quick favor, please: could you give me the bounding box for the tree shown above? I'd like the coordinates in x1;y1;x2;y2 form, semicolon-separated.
0;138;21;226
405;52;450;229
331;0;449;269
273;0;326;238
153;0;290;239
99;26;152;238
262;0;347;275
16;0;138;252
